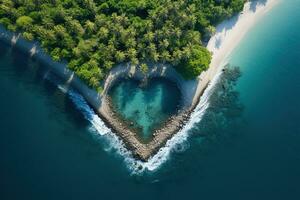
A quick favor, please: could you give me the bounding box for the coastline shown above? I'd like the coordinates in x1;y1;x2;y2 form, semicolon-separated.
0;0;279;162
0;27;103;112
191;0;280;107
96;0;280;161
0;25;196;161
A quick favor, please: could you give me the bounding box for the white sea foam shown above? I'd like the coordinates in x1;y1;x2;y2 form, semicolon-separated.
131;71;222;173
68;90;111;136
86;71;220;174
43;62;221;174
45;73;111;137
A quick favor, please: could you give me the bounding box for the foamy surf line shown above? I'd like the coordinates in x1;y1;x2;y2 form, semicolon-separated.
134;72;222;172
44;73;111;136
43;67;220;173
97;70;221;173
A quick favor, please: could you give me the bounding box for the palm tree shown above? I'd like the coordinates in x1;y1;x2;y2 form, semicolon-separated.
127;48;137;60
140;63;148;74
97;27;109;40
84;20;95;36
144;31;154;43
161;51;171;63
159;39;169;50
115;51;126;63
205;25;216;37
172;49;183;65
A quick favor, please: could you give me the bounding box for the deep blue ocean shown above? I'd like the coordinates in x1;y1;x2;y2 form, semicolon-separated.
1;1;300;199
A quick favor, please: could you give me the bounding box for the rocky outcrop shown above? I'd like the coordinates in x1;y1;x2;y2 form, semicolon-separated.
0;25;205;161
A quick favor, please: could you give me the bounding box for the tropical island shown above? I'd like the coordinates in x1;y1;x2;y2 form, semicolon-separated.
0;0;245;90
0;0;264;161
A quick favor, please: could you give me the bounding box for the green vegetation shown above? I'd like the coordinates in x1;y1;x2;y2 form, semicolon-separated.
0;0;245;90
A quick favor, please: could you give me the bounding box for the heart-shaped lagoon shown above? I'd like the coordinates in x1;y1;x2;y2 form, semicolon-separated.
108;78;182;141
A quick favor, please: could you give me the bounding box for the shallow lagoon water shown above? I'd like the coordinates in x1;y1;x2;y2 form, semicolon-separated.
109;78;181;140
1;1;300;199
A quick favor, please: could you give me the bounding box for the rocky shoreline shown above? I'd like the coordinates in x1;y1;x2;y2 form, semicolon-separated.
99;95;197;161
98;65;204;160
0;25;202;161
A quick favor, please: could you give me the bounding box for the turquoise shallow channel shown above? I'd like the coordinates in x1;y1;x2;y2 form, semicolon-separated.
108;78;182;141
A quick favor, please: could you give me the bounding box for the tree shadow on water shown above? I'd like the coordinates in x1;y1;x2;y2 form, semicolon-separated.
141;78;162;105
160;79;181;114
10;46;31;74
0;41;10;58
11;46;60;97
250;0;267;12
111;78;139;111
2;41;89;130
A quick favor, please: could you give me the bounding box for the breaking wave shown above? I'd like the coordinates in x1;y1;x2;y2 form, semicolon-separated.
44;69;222;174
130;72;222;173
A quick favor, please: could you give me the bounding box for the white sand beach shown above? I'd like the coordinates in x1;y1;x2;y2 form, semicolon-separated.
192;0;280;106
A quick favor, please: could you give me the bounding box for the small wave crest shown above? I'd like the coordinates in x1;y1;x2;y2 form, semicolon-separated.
67;90;111;136
45;73;112;136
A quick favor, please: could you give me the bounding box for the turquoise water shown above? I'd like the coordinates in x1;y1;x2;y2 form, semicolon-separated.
109;78;181;140
1;1;300;199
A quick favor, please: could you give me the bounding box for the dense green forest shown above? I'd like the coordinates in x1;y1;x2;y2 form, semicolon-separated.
0;0;245;91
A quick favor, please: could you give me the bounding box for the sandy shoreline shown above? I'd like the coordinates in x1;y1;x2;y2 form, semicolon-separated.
192;0;280;108
0;0;279;161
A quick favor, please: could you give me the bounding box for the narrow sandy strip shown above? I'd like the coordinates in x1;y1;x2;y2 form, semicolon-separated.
192;0;280;107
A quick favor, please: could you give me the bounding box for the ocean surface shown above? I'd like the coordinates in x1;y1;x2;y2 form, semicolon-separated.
1;1;300;199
